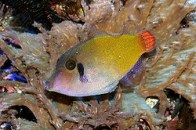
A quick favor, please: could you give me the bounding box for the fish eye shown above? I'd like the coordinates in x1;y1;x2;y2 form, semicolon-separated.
66;59;76;70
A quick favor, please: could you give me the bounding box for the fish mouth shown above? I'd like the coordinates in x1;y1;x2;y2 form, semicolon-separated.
44;80;51;90
44;80;57;92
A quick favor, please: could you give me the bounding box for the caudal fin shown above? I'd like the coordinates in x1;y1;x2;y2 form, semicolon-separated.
140;31;155;52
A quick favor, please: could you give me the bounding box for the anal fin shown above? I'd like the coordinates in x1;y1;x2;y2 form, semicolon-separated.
120;57;144;86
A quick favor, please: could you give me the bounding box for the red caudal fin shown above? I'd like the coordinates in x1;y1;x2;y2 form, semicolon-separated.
140;31;155;52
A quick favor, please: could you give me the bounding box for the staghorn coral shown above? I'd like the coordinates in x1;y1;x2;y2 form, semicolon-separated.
0;0;196;129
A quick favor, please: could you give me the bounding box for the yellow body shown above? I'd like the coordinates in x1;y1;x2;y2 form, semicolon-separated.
78;35;143;79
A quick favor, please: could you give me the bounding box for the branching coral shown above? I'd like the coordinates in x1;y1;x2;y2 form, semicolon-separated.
0;0;196;129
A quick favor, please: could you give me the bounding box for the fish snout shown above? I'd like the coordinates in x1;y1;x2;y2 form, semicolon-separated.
44;80;51;90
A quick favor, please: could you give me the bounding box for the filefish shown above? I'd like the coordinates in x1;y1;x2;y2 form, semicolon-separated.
45;31;155;97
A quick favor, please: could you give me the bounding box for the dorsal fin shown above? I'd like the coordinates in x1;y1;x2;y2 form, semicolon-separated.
140;31;155;52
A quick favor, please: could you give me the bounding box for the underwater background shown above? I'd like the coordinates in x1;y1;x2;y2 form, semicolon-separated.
0;0;196;129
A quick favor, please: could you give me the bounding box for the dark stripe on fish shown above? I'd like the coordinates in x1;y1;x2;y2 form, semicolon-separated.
77;63;88;83
77;63;84;77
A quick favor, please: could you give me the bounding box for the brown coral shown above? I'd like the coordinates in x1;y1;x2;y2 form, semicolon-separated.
0;0;196;129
